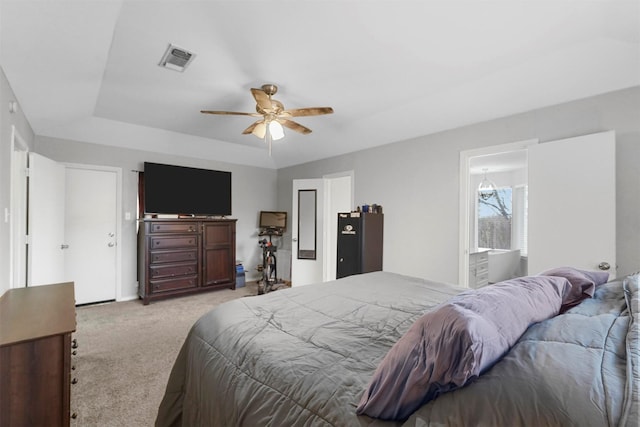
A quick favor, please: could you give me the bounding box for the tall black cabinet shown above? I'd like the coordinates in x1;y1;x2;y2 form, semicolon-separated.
336;212;384;279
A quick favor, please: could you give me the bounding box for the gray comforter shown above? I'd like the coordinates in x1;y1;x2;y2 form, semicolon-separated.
156;271;638;427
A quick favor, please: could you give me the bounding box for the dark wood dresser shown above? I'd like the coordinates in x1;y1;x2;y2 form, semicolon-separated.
0;282;77;426
336;212;384;279
138;218;237;304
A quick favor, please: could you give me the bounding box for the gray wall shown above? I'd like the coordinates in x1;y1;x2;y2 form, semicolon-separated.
35;136;277;299
277;86;640;284
2;66;637;298
0;66;35;295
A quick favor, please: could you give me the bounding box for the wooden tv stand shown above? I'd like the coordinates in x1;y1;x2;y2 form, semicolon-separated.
138;218;237;304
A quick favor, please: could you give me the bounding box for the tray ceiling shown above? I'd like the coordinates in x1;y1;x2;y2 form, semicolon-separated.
1;0;638;168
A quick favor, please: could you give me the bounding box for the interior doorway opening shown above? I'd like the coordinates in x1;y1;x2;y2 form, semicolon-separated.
459;139;537;287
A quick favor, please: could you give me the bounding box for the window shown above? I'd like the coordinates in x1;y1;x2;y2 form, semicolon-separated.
477;187;512;250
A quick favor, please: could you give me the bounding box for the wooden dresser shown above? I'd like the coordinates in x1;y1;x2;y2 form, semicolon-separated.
138;218;237;304
0;282;77;426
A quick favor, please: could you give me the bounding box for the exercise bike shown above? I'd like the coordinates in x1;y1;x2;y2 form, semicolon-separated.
257;238;278;294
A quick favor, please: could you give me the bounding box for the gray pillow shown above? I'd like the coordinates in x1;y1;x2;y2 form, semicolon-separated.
356;275;571;421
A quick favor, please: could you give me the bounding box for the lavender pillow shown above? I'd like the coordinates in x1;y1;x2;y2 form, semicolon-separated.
356;276;570;421
539;266;609;311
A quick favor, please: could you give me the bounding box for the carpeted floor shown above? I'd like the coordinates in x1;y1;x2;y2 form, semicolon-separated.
70;282;260;426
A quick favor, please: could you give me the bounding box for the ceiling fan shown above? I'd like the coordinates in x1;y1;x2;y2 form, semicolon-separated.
201;84;334;155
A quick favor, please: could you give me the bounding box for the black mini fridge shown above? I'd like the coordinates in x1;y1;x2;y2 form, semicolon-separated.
336;212;384;279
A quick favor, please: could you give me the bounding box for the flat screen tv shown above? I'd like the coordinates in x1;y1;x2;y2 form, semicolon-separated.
143;162;232;216
259;211;287;230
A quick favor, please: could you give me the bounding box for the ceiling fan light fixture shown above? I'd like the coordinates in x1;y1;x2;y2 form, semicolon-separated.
201;83;334;156
269;120;284;140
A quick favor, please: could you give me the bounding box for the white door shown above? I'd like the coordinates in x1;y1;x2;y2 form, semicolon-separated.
528;130;616;276
28;152;66;286
65;167;118;304
291;179;324;286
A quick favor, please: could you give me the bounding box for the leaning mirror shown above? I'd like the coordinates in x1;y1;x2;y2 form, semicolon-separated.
297;189;317;259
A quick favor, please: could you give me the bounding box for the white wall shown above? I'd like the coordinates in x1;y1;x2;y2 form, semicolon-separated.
277;87;640;283
35;136;277;299
0;66;35;295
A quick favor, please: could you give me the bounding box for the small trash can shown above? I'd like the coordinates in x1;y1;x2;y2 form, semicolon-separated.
236;264;246;288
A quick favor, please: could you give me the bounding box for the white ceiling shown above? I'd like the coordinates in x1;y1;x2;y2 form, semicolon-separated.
1;0;638;169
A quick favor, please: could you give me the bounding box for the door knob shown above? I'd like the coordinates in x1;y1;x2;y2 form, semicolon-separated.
292;238;298;242
108;242;115;247
598;262;610;271
60;244;69;250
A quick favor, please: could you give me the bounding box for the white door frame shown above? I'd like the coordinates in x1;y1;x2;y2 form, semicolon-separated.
10;126;29;289
459;139;538;287
64;162;123;301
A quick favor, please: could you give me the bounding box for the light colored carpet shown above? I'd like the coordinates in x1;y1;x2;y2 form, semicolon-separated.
70;282;259;426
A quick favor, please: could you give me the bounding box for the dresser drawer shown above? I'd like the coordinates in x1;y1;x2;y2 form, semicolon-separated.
150;262;198;279
151;249;197;264
150;235;198;250
151;276;198;293
150;222;199;234
476;271;489;286
473;251;489;263
475;261;489;275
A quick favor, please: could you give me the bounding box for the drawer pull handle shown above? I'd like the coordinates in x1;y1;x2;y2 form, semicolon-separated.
72;339;78;349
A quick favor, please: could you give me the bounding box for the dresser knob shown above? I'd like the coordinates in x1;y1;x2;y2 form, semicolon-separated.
72;365;76;370
71;412;77;419
71;378;78;384
72;350;77;356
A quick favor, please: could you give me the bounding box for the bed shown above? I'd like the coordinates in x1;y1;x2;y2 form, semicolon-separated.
156;270;638;427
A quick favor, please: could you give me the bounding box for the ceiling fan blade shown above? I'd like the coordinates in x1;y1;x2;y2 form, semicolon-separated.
201;110;261;116
251;88;274;112
282;107;334;117
278;118;312;135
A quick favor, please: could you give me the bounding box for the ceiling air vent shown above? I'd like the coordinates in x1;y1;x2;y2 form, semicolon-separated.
159;44;196;72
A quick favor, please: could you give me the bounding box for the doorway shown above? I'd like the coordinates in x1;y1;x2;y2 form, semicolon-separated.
64;165;120;304
459;139;537;287
459;131;616;286
25;153;121;303
468;151;529;287
291;172;353;286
